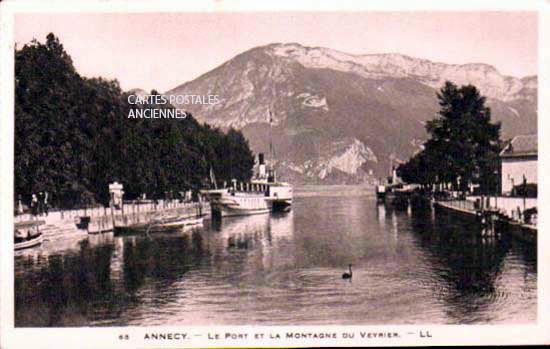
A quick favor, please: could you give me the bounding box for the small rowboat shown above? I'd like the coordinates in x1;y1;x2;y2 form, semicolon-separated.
146;215;204;233
114;215;204;235
15;234;43;250
14;220;45;250
154;215;204;227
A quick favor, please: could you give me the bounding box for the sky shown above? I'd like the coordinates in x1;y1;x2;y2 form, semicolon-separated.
14;11;537;93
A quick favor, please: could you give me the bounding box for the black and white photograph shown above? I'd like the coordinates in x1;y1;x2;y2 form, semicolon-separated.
0;1;547;347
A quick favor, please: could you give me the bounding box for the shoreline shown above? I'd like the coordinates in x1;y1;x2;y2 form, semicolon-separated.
294;184;375;198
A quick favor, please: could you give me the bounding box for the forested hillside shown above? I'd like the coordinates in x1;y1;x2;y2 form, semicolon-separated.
15;33;254;209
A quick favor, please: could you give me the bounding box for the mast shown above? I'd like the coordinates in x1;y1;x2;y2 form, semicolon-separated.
388;153;393;184
269;109;274;169
268;109;276;183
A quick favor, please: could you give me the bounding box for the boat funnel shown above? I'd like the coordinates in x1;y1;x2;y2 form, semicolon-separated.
258;153;266;178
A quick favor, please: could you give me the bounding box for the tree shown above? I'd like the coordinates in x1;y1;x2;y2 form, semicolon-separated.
15;33;256;208
398;81;501;193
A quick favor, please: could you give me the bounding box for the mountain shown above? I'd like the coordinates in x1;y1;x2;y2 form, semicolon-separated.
165;43;537;184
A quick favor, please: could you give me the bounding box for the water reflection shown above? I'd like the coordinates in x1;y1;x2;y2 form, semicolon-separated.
15;190;536;326
408;207;534;323
15;240;117;326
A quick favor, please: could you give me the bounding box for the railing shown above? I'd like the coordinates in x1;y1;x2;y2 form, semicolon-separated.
438;196;538;227
14;200;206;224
466;196;537;225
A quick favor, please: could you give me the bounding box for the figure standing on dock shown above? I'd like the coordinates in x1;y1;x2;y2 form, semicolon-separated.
31;193;38;216
43;191;49;216
38;192;44;215
17;194;24;215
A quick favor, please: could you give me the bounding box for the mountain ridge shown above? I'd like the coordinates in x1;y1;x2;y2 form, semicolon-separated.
168;43;536;102
163;42;537;184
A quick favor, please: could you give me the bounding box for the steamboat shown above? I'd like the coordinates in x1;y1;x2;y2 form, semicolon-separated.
203;110;292;217
203;153;292;217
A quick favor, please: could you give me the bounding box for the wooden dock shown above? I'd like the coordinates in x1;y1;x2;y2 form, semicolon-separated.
71;201;209;234
14;200;210;237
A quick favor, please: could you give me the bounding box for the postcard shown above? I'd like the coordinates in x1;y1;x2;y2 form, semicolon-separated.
1;0;548;347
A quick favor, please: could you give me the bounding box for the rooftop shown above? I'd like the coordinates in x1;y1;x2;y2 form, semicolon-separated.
500;134;537;158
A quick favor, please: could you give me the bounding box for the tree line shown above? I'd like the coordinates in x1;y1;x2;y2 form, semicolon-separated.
15;33;254;209
397;81;502;194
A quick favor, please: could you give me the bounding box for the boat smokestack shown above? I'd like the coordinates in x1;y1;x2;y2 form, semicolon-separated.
258;153;266;178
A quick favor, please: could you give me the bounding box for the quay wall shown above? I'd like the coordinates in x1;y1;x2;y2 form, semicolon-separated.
14;200;210;232
466;196;537;218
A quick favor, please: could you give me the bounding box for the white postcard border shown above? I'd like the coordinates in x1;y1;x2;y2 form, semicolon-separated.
1;0;549;347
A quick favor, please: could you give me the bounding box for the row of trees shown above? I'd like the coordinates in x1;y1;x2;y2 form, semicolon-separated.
15;33;255;208
397;81;502;194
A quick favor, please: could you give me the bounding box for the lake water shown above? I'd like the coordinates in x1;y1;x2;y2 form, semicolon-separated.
14;186;537;326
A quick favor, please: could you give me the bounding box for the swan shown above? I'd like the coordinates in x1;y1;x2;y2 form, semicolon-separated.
342;264;352;279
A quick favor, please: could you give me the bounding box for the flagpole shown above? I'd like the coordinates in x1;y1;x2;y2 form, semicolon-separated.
269;109;274;170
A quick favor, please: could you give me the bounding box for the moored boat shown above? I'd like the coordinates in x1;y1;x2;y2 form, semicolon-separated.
202;152;293;217
114;214;204;235
151;214;204;229
203;188;273;217
264;183;293;212
203;110;292;217
375;158;400;204
375;185;386;202
163;216;202;226
14;220;44;250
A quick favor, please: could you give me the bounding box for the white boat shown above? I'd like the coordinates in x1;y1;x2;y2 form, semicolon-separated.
146;214;204;233
152;215;204;228
114;214;204;234
262;181;293;212
202;111;293;217
204;182;293;217
202;156;293;217
15;234;43;250
14;220;44;250
203;189;273;217
376;185;386;202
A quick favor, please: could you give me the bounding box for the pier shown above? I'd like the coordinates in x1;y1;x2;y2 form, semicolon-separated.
14;200;210;235
432;195;536;243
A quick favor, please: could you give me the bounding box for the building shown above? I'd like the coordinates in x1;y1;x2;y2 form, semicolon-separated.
500;134;537;195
